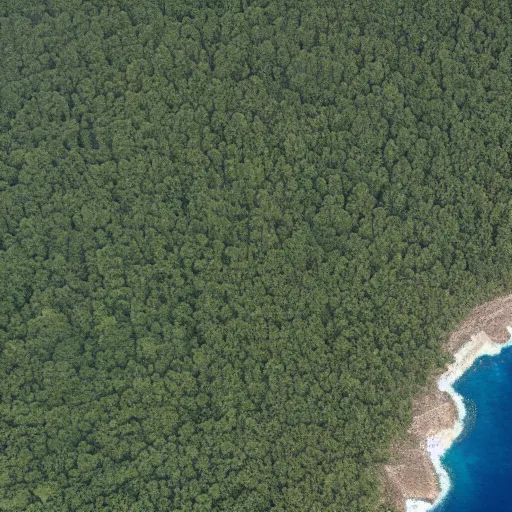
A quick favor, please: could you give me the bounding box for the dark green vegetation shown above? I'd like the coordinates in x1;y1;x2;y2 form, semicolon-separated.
0;0;511;510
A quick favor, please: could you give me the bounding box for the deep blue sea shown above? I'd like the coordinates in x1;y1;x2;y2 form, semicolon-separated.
434;344;512;512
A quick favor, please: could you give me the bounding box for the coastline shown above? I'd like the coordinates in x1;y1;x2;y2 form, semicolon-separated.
381;294;512;511
405;328;512;512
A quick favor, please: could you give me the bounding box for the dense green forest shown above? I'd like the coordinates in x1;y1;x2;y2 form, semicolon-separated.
0;0;511;510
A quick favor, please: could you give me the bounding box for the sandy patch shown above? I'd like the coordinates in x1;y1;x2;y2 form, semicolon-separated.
380;293;512;511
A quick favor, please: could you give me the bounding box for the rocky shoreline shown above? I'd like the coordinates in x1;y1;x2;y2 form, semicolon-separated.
381;294;512;511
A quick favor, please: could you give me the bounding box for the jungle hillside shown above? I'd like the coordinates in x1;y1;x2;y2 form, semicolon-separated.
0;0;511;510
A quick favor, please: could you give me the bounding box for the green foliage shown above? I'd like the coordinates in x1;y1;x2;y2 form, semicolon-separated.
0;0;511;510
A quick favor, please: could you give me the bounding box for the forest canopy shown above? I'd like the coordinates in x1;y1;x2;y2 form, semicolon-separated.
0;0;511;510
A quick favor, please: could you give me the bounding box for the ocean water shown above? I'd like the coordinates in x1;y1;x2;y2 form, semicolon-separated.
434;345;512;512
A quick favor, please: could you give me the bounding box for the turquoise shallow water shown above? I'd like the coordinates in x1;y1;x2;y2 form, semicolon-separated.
433;344;512;512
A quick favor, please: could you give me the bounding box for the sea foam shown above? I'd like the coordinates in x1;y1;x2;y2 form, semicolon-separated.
405;326;512;512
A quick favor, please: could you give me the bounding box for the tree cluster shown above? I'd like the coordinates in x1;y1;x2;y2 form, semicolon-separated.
0;0;511;510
